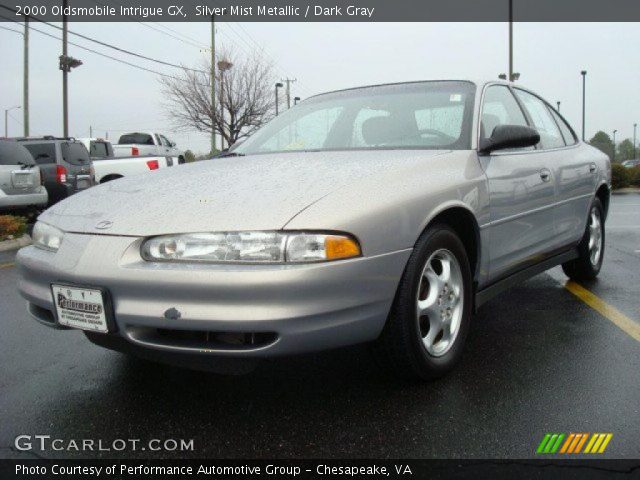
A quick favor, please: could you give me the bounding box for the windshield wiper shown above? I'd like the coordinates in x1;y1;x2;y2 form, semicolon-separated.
217;151;245;158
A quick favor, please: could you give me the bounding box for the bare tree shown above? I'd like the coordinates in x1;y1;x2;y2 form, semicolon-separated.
161;48;275;150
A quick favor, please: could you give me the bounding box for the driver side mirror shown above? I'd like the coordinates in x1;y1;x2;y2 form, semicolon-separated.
479;124;540;154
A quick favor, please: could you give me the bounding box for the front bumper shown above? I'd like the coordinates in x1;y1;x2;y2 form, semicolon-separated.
16;233;411;358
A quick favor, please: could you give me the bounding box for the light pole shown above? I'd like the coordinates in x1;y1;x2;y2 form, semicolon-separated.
508;0;513;81
217;59;233;150
4;106;21;138
294;96;300;105
275;82;283;115
613;129;617;162
581;70;587;141
634;123;637;159
210;14;216;153
556;101;561;112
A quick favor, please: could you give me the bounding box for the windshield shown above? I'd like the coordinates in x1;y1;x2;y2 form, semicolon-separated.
234;81;475;155
118;133;154;145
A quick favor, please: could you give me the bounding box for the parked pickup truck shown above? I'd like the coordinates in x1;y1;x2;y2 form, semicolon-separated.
93;155;179;183
77;137;114;159
112;132;185;164
77;137;179;183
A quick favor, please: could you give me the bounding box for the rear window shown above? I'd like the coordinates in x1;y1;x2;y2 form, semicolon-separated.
0;141;36;166
118;133;154;145
22;143;56;164
90;141;110;157
61;142;91;166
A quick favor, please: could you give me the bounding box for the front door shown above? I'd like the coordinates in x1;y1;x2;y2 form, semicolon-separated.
478;85;558;283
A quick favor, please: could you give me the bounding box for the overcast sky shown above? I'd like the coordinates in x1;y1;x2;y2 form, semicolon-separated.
1;22;639;153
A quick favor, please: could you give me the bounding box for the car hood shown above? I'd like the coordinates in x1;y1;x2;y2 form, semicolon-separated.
40;150;449;236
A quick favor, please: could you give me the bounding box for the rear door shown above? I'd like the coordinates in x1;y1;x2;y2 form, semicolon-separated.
513;89;594;249
479;84;558;283
0;141;40;196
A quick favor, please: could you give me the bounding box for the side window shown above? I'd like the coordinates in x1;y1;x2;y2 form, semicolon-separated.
480;85;531;151
159;135;171;147
514;89;565;149
549;107;577;146
22;143;56;164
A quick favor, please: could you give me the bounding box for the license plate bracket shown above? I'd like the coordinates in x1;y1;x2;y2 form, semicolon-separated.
50;284;116;333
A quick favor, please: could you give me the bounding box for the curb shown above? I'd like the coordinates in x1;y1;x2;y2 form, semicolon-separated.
0;234;32;252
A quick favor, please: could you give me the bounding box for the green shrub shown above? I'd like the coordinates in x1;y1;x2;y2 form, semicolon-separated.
629;166;640;187
0;215;27;241
611;163;630;189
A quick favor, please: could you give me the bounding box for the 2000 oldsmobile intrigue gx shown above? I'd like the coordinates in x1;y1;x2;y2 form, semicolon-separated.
17;80;610;380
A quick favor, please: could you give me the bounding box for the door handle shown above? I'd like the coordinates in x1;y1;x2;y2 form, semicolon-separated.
589;163;597;173
539;168;551;182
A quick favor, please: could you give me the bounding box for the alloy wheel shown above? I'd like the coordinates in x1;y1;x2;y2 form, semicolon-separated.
588;207;603;266
416;249;464;357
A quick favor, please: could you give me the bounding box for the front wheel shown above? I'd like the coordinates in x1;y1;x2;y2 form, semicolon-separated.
562;198;605;281
372;225;473;380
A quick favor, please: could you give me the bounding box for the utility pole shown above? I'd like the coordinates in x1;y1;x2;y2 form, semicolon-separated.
59;0;82;138
62;0;68;137
580;71;587;141
613;129;617;162
281;78;296;109
556;101;560;113
508;0;513;82
23;15;29;137
210;14;216;154
217;59;233;150
634;123;637;159
275;82;283;115
89;125;93;137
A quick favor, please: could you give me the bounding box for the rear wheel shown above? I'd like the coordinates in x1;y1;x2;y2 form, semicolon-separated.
562;198;605;281
372;225;472;380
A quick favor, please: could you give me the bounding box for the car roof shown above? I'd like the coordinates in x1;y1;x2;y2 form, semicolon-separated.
305;79;516;100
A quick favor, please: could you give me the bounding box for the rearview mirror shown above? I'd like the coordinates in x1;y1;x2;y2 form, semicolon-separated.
479;125;540;154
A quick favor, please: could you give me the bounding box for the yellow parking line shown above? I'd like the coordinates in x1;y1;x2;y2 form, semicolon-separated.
565;280;640;342
0;262;15;269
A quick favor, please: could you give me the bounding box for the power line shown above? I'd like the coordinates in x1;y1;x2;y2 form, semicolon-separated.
0;24;23;35
138;22;205;49
91;0;207;49
0;13;197;83
0;3;207;73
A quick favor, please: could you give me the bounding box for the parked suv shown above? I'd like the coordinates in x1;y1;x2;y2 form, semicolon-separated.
15;137;94;206
0;140;47;212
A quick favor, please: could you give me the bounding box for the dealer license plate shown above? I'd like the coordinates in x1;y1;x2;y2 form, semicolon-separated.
51;284;109;333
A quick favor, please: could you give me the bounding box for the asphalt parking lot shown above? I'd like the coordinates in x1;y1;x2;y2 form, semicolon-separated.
1;194;638;460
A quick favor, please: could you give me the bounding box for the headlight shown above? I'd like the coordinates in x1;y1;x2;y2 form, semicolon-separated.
32;221;64;252
141;231;361;264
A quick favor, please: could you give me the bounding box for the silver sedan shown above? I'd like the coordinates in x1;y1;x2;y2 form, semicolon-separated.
16;80;610;379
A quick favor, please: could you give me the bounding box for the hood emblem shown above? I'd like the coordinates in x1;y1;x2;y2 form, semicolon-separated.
95;220;113;230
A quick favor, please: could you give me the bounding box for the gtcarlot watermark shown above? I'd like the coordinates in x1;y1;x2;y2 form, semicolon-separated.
14;435;194;453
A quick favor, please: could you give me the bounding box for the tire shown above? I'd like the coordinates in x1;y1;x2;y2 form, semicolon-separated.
372;224;473;380
562;197;605;281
